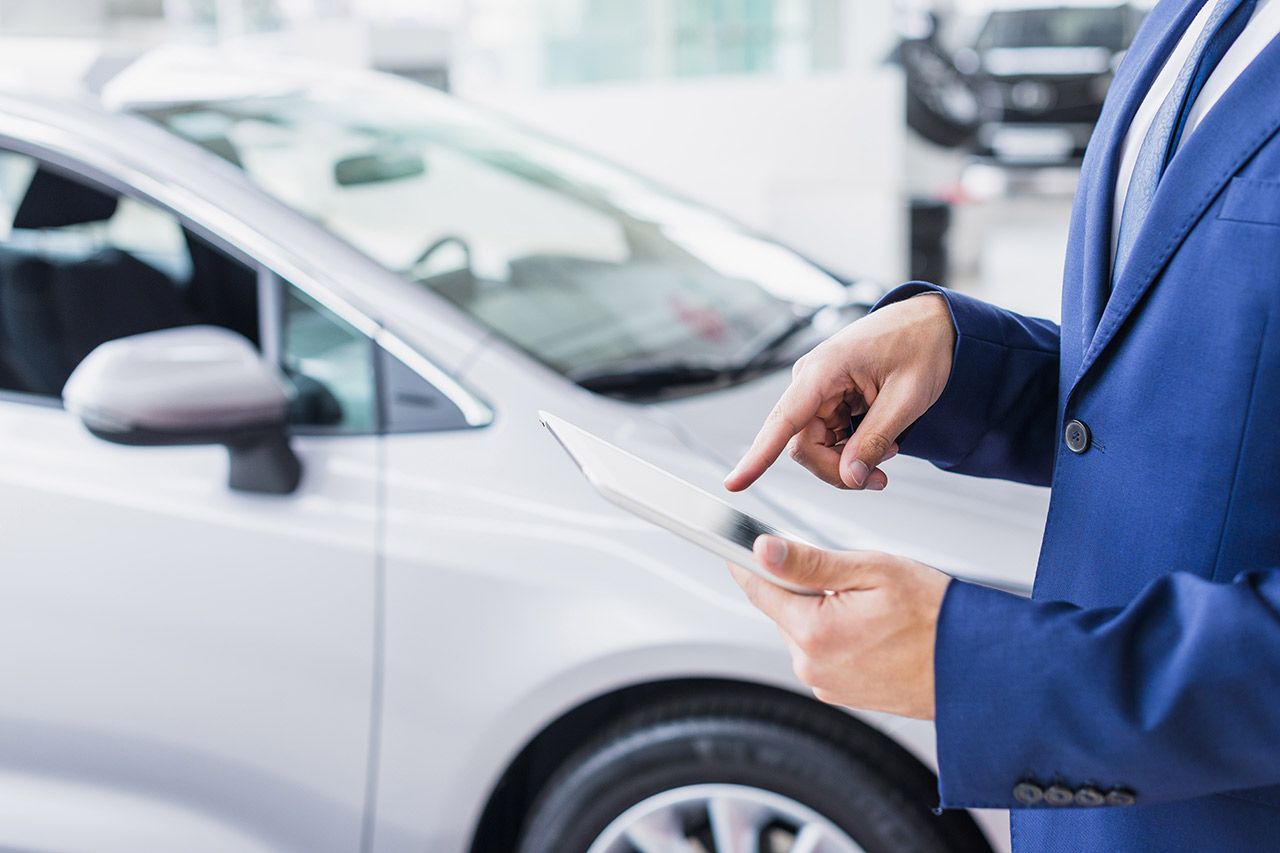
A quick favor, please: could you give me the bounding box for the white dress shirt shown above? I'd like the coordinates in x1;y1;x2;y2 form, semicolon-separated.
1112;0;1280;265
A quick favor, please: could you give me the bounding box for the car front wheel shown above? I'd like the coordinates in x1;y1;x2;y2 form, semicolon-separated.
517;694;986;853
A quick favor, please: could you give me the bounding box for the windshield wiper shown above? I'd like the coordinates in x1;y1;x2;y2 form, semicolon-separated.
574;310;824;397
574;363;731;396
730;308;823;380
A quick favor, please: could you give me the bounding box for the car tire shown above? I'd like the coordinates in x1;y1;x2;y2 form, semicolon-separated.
517;692;985;853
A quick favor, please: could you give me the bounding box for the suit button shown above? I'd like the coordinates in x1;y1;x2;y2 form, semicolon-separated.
1013;781;1044;805
1064;419;1091;453
1106;787;1137;806
1044;785;1075;806
1075;786;1106;806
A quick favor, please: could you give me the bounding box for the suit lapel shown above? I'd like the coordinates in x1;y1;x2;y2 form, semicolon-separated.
1075;0;1210;357
1074;30;1280;388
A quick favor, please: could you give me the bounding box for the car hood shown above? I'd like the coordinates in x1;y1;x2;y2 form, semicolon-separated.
646;369;1049;593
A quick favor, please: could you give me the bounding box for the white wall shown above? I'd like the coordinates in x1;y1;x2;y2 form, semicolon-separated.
0;0;105;35
461;70;909;284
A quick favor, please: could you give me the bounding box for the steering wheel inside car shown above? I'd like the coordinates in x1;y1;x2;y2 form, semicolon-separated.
408;234;472;280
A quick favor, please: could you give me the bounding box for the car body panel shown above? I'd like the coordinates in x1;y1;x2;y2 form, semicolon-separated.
0;401;378;852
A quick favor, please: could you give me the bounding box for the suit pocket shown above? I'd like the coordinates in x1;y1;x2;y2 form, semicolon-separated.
1219;176;1280;226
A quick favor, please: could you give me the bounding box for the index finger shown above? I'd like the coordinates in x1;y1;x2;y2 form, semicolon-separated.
724;380;820;491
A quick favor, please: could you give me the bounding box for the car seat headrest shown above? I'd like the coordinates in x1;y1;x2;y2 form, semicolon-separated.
12;167;119;229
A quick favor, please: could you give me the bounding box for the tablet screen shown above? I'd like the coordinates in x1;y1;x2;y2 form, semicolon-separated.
605;451;784;551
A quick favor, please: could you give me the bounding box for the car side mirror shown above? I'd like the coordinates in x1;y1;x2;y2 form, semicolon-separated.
63;326;302;495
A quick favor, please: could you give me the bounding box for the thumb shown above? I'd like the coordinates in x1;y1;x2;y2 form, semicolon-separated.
754;535;877;592
840;379;919;489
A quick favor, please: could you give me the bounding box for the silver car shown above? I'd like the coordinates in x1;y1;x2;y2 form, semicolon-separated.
0;48;1045;853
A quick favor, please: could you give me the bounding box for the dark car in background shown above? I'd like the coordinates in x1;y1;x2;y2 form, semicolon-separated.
964;2;1145;166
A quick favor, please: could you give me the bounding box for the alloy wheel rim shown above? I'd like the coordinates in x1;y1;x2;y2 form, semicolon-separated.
586;782;868;853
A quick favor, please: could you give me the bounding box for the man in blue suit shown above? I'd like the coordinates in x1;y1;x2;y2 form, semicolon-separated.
723;0;1280;848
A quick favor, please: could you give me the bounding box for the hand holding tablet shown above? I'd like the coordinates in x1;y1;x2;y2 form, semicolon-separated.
543;410;951;720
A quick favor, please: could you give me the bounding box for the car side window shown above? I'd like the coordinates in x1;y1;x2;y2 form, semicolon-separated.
0;150;259;398
0;148;476;435
279;285;476;434
281;286;377;433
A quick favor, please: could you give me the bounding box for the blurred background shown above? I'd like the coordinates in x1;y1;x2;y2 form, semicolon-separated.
0;0;1153;322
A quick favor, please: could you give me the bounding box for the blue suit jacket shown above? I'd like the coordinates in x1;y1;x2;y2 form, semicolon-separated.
878;0;1280;849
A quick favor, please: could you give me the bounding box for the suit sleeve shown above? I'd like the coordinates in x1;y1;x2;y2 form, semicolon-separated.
870;283;1061;486
935;571;1280;808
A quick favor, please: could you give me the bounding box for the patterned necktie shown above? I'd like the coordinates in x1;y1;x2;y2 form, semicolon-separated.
1113;0;1259;283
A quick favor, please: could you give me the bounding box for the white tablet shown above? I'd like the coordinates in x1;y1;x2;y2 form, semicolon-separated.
540;411;821;595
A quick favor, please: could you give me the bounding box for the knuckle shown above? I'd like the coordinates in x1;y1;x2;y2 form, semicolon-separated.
792;563;820;586
787;440;805;463
794;554;830;586
806;346;837;376
861;431;892;459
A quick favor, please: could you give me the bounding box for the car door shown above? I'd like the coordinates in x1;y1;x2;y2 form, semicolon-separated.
0;149;378;852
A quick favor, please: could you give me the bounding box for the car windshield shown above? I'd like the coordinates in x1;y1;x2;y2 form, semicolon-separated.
977;7;1131;51
138;80;844;385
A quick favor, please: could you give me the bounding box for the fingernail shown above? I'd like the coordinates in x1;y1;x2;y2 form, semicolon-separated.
846;459;870;487
867;479;886;491
756;535;787;566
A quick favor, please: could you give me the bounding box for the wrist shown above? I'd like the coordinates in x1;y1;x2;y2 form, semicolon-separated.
914;292;957;344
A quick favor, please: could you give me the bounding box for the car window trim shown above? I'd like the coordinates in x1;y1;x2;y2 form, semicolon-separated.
376;328;493;428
